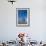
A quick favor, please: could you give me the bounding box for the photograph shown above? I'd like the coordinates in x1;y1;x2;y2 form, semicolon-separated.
16;8;30;27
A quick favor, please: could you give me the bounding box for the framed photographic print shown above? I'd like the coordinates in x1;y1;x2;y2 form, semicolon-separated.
16;8;30;27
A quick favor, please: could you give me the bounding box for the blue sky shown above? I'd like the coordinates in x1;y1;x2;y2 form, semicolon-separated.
18;10;27;18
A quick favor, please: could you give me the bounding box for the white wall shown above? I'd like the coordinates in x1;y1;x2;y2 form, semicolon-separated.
0;0;46;41
32;0;46;41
